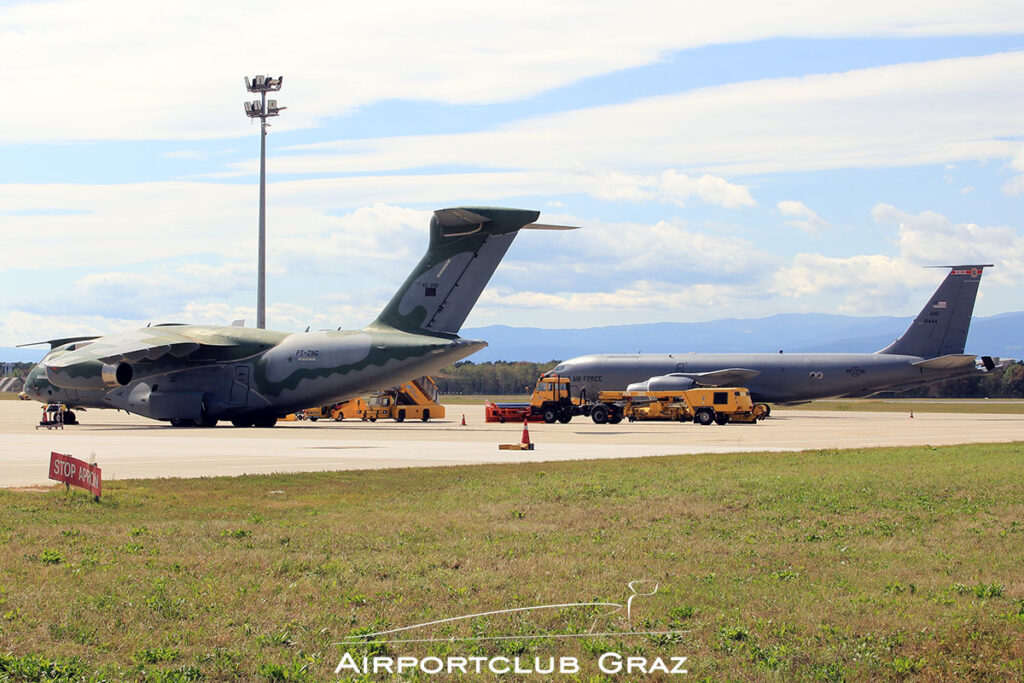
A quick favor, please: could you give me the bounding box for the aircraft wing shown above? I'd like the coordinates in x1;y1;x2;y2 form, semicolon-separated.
689;368;761;386
911;354;976;370
41;327;242;368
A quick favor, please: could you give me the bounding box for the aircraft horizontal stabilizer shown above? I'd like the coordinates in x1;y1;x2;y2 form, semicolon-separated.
911;354;976;370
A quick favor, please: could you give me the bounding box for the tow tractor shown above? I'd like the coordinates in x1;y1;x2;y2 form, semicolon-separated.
485;376;584;424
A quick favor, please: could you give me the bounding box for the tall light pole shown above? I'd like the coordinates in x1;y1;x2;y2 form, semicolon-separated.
244;75;285;329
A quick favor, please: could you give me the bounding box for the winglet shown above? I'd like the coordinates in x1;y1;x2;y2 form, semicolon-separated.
18;336;100;350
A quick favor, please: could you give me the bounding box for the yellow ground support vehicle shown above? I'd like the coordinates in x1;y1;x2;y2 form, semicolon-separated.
590;387;767;425
330;376;445;423
295;406;332;421
488;376;765;426
330;397;368;421
485;376;585;423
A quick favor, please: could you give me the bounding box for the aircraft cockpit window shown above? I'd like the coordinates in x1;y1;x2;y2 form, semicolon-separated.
553;365;566;373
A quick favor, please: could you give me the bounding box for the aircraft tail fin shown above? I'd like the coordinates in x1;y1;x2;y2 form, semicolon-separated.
370;207;571;336
877;265;991;357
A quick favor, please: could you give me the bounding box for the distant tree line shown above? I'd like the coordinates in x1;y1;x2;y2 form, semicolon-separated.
885;361;1024;399
435;360;1024;399
435;360;559;395
1;362;35;378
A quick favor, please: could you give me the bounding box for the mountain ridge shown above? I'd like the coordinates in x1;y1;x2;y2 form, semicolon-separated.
4;311;1021;364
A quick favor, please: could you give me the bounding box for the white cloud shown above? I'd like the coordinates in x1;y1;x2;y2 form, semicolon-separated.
659;171;756;208
767;205;1024;314
257;51;1024;177
871;203;1024;273
164;150;207;160
1001;147;1024;195
4;1;1024;143
3;196;1023;341
777;200;832;233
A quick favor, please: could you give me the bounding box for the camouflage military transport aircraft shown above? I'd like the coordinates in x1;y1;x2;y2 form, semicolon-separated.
550;265;1005;406
23;207;568;427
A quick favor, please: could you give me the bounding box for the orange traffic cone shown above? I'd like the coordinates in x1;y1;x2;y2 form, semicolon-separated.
461;414;467;426
499;418;535;451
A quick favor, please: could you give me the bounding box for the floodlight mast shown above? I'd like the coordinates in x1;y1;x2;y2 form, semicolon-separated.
243;75;285;329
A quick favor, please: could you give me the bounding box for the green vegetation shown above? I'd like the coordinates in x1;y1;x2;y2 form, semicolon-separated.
435;360;559;396
1;443;1023;680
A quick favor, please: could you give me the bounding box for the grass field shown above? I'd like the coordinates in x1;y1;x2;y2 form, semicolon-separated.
2;444;1023;681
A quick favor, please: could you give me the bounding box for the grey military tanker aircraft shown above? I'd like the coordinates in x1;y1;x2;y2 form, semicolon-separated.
23;207;570;427
549;265;1003;410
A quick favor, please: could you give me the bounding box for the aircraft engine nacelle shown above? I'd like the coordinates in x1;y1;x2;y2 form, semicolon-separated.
45;360;133;390
627;373;698;393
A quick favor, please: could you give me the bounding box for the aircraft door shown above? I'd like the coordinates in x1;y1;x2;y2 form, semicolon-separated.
229;365;250;405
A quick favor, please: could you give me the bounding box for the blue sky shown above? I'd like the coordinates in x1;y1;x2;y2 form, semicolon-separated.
3;1;1024;345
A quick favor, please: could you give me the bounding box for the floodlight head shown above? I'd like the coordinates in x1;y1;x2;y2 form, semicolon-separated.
244;100;263;118
245;73;284;94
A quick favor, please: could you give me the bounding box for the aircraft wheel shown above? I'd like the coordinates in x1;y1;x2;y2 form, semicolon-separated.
695;409;714;426
169;418;192;427
63;410;77;425
253;415;278;428
542;408;558;424
591;404;609;424
196;415;218;428
231;417;254;428
421;409;430;422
